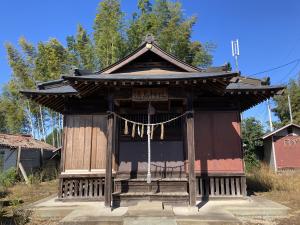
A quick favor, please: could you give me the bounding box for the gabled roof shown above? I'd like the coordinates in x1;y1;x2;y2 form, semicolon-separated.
21;85;77;95
262;123;300;139
63;71;237;81
20;35;285;113
99;34;201;74
0;133;56;150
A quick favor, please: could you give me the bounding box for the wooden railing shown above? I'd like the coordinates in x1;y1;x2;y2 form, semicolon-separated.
58;176;106;200
195;174;246;198
151;164;185;178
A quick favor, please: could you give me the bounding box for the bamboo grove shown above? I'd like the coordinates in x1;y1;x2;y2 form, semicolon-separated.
0;0;214;146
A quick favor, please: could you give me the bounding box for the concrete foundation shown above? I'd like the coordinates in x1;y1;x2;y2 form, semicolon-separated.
30;196;289;225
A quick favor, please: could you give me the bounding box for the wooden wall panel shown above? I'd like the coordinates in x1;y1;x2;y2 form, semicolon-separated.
64;115;107;171
83;116;93;169
194;111;244;173
65;116;74;170
91;115;107;169
72;116;81;169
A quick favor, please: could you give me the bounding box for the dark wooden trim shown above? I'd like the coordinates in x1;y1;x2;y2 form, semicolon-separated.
105;95;114;207
195;172;245;177
186;94;196;206
40;148;44;167
61;116;66;172
195;175;246;198
89;116;94;172
59;173;116;178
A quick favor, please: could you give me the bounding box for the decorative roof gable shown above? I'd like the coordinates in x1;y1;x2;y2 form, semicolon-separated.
99;34;201;74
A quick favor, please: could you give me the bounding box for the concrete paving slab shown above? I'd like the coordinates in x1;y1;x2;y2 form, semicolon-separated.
126;201;174;217
221;196;290;218
33;207;75;219
176;221;241;225
61;205;127;222
124;217;176;225
33;197;105;208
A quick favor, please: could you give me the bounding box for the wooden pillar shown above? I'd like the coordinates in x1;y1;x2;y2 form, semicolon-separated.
105;95;114;207
16;146;21;171
40;148;44;167
58;116;66;199
186;94;196;206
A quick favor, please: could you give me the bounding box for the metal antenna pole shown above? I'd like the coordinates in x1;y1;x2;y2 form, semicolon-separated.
288;94;293;123
267;99;274;131
231;39;240;72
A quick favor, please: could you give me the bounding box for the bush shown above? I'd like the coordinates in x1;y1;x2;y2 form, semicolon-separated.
27;167;58;185
27;174;41;185
244;152;260;172
12;208;31;225
0;168;18;188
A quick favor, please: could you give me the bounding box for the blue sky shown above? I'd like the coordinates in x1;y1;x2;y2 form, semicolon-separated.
0;0;300;127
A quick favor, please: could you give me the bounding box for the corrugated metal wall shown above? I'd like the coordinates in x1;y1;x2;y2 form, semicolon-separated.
275;136;300;169
1;147;17;171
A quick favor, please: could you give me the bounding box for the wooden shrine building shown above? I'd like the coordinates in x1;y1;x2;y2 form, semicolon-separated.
21;35;284;207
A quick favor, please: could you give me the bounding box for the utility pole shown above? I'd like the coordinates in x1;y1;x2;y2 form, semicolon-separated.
231;39;240;71
267;99;274;131
267;99;277;172
288;94;293;123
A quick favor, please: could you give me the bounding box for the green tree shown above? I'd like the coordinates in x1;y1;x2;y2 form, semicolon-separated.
67;25;97;70
127;0;213;67
94;0;125;68
242;117;264;171
127;0;158;52
35;38;71;82
273;77;300;125
1;39;35;133
2;38;71;136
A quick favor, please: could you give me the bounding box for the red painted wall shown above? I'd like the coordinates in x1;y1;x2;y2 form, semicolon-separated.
194;111;244;173
274;136;300;169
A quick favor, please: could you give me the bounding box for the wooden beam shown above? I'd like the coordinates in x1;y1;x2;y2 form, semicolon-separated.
186;95;196;206
16;146;21;172
104;95;114;208
19;162;29;184
40;148;44;167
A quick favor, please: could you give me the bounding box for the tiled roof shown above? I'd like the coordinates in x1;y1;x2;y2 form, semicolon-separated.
0;133;56;150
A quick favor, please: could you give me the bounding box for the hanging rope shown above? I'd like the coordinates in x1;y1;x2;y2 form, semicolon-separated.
141;124;144;138
109;111;192;140
108;111;192;126
131;123;136;138
160;123;164;140
150;125;154;139
124;120;129;135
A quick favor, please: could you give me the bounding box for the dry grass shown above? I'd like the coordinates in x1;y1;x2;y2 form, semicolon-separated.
3;180;58;208
247;164;300;225
0;180;58;224
247;164;300;192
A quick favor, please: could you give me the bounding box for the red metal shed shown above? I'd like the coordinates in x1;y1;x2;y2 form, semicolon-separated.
262;123;300;171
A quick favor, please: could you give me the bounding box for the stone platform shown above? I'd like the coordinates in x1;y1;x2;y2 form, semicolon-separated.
29;196;289;225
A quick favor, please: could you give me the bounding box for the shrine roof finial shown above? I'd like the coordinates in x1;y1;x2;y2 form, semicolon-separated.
144;34;155;44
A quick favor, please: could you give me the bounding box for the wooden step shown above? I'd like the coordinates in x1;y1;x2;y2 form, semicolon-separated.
112;191;189;207
114;178;188;193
